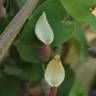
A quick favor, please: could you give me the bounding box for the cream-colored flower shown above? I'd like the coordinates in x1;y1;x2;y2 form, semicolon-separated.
35;12;54;45
45;55;65;87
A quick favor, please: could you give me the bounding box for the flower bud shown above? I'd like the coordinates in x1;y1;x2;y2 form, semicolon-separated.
35;12;54;45
45;55;65;87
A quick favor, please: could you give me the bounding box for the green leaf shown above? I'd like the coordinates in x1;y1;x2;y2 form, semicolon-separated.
72;22;88;61
82;0;96;8
60;0;95;21
15;0;74;48
2;52;43;84
16;42;40;63
88;15;96;32
80;48;88;61
0;17;9;33
73;22;87;45
3;65;23;78
60;0;96;32
72;39;88;62
51;20;74;47
22;63;43;83
69;81;87;96
15;0;26;8
15;0;75;63
0;75;21;96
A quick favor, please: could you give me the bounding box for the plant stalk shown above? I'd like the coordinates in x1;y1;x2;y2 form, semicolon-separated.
49;87;57;96
0;0;39;62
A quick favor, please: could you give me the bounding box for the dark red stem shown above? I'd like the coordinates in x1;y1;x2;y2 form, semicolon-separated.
49;87;57;96
40;44;51;62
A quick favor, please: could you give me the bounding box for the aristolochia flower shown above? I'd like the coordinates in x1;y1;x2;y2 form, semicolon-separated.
35;12;54;45
45;55;65;87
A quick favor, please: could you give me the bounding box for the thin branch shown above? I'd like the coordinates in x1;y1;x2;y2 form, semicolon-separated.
0;0;39;62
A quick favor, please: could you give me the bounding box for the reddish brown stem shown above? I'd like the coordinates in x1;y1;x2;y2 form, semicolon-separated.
40;44;51;62
49;87;57;96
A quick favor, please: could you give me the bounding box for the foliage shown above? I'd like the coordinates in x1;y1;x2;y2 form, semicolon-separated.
0;0;96;96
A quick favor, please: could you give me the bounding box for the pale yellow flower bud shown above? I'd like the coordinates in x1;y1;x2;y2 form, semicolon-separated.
35;12;54;45
45;55;65;87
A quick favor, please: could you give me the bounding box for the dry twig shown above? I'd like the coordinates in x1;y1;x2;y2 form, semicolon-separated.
0;0;39;62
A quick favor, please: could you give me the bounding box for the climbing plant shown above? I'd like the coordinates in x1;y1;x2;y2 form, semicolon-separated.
0;0;96;96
